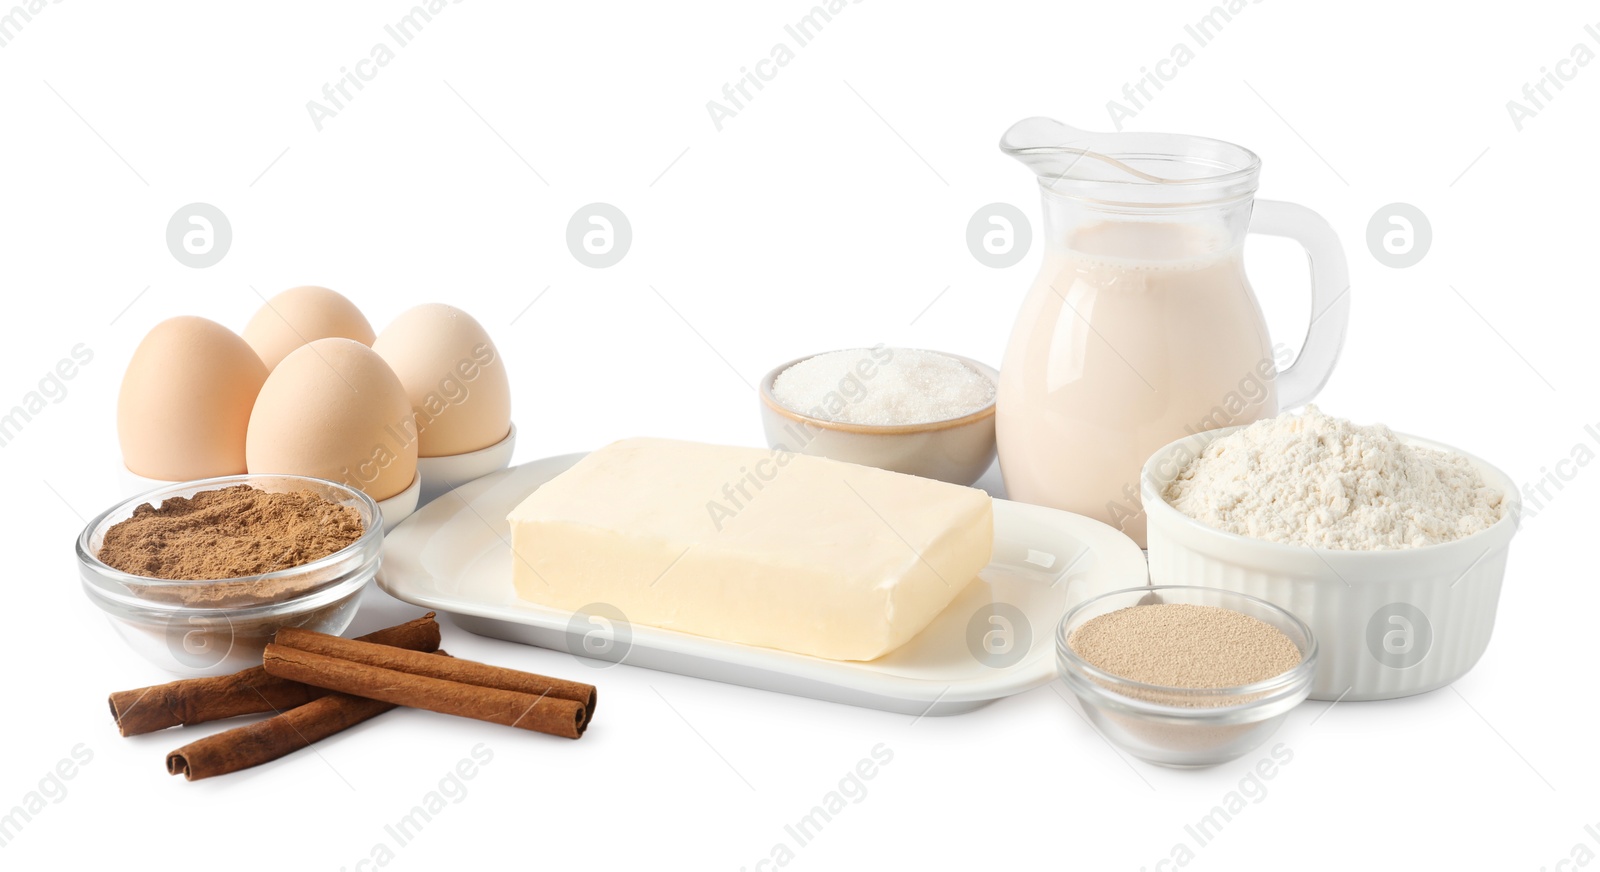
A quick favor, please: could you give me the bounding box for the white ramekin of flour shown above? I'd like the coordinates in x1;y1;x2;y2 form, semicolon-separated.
1141;411;1520;701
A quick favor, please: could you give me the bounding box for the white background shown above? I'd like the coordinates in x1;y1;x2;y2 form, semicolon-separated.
2;1;1595;868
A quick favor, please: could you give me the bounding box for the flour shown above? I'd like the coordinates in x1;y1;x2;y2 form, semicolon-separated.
1164;406;1505;550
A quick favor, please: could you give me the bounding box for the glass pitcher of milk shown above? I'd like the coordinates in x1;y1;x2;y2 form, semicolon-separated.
995;118;1350;547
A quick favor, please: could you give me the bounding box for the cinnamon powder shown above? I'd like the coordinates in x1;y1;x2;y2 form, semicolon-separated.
98;485;365;582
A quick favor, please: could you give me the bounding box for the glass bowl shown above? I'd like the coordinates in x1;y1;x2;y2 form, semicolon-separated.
1056;585;1317;768
77;474;382;677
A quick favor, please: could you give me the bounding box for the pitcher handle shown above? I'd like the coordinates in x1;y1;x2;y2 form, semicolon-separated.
1250;199;1351;409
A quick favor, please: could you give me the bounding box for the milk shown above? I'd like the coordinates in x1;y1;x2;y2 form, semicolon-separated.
996;221;1278;546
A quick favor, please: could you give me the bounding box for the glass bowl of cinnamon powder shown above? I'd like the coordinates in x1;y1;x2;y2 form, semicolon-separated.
77;474;382;677
1056;585;1317;768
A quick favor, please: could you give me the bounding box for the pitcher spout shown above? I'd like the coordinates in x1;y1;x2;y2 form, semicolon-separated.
1000;116;1261;204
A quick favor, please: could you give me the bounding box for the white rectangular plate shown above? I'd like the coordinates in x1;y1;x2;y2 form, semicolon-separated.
378;454;1148;715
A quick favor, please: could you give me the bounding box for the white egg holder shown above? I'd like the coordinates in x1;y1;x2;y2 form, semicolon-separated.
415;424;517;508
376;474;422;531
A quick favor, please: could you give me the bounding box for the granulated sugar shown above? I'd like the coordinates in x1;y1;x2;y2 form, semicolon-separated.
1164;405;1505;550
1068;603;1302;692
772;348;995;425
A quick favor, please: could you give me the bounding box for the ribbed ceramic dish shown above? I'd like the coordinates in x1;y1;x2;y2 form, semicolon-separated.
1142;428;1519;701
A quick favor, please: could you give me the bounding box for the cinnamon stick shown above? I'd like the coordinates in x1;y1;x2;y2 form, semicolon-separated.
274;626;597;721
167;650;457;781
109;613;441;737
262;642;587;739
166;693;394;781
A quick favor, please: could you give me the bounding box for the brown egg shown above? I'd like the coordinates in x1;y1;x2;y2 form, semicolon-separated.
373;304;512;457
245;338;418;500
118;316;269;480
242;286;375;371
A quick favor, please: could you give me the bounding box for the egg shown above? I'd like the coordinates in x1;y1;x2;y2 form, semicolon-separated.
372;304;512;457
242;286;375;371
246;338;418;500
118;316;269;481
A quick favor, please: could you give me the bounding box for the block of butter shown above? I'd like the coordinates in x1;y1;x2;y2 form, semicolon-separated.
507;438;994;661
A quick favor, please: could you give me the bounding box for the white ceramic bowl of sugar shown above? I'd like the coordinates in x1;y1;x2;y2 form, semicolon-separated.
1141;427;1521;702
758;350;998;487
